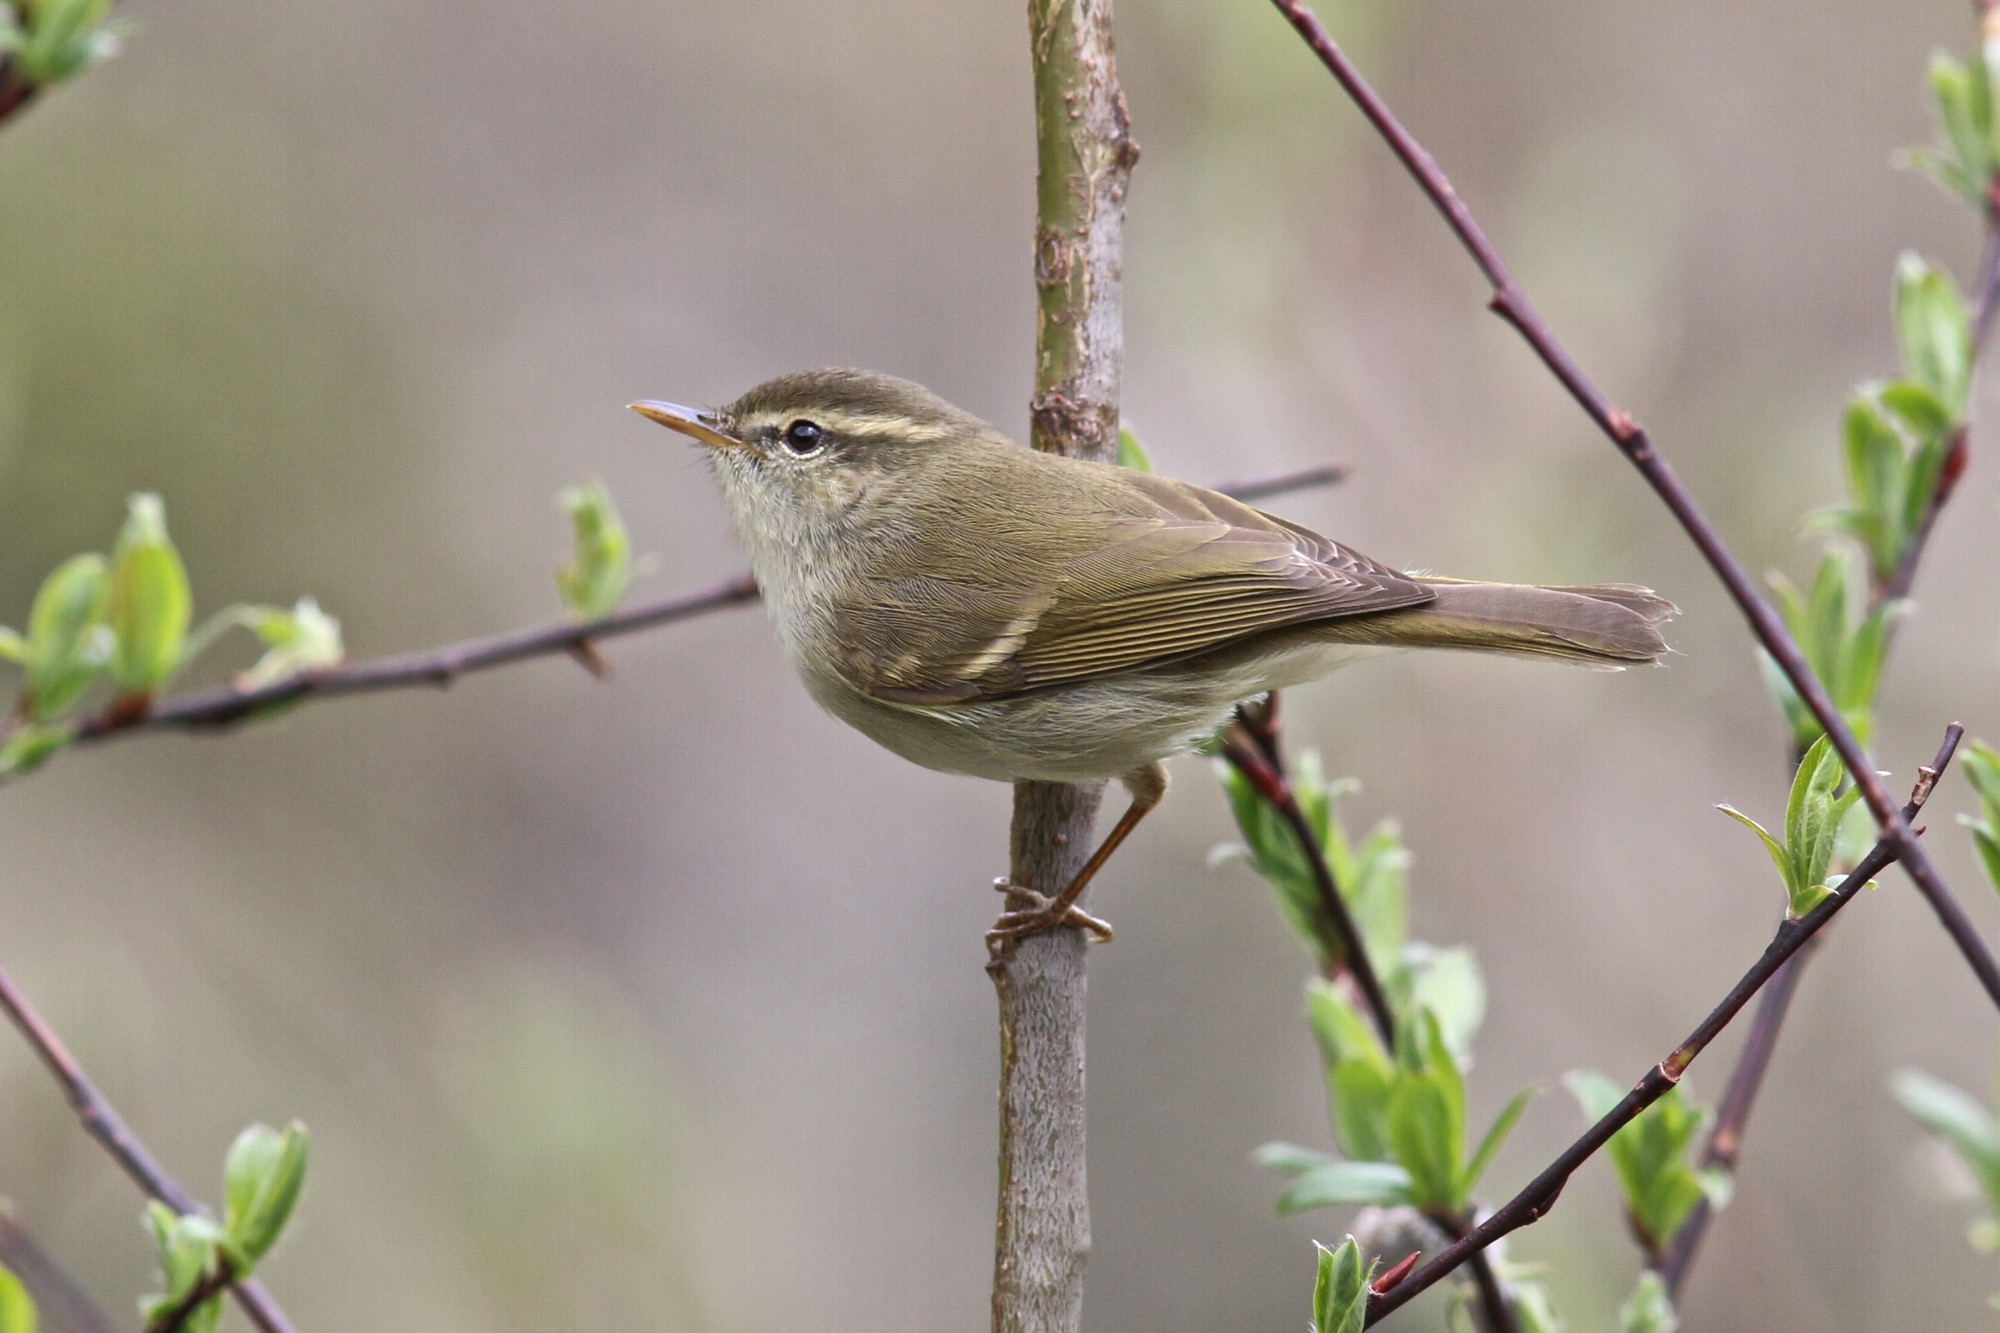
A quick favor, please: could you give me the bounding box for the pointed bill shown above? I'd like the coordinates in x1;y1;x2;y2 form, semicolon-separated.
628;400;741;450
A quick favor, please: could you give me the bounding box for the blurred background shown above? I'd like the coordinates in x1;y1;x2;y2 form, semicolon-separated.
0;0;1996;1327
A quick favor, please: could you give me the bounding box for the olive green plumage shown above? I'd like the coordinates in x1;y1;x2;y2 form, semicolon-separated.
632;369;1673;792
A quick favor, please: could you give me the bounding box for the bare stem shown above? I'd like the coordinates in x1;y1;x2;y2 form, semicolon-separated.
0;964;297;1333
989;3;1135;1331
1267;0;2000;1012
1365;725;1964;1322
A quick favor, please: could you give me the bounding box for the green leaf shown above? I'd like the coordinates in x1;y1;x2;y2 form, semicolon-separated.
106;494;192;696
555;481;634;621
1962;818;2000;895
1839;396;1905;579
1275;1160;1415;1214
1717;804;1795;900
1253;1141;1338;1176
1893;1069;2000;1208
1115;425;1154;473
222;1120;308;1267
1387;1011;1464;1208
0;628;24;665
1894;252;1973;418
1786;736;1848;911
1618;1271;1680;1333
1405;946;1485;1058
1511;1281;1564;1333
0;722;73;778
232;598;345;690
21;553;110;721
1568;1072;1715;1252
11;0;117;83
1964;742;2000;818
1461;1085;1535;1198
0;1261;36;1333
1931;52;1990;203
1311;1239;1373;1333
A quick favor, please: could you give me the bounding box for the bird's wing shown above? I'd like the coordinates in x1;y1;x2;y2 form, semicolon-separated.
844;470;1434;705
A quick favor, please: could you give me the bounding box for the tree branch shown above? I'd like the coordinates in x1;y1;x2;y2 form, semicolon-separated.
990;2;1135;1330
0;964;296;1333
1267;0;2000;1013
1366;725;1964;1322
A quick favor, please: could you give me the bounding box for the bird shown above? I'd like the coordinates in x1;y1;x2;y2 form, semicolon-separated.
631;370;1673;946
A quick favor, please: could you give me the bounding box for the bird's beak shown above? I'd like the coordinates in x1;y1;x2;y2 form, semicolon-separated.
628;400;742;450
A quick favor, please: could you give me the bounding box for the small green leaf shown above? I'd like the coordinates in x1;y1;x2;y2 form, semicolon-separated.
232;598;345;690
1717;805;1794;899
1275;1160;1415;1214
21;553;110;720
1461;1085;1536;1198
1618;1271;1680;1333
1405;946;1485;1058
1253;1141;1338;1176
555;481;634;621
1512;1281;1564;1333
222;1120;308;1267
1115;425;1154;473
0;1261;36;1333
10;0;118;83
106;494;192;696
1961;818;2000;894
1893;1069;2000;1208
1894;252;1973;418
1311;1239;1373;1333
0;722;73;778
1930;52;1990;203
0;628;24;665
1965;742;2000;818
1386;1011;1465;1208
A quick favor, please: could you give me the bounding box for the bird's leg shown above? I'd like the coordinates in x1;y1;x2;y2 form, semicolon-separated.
986;763;1167;951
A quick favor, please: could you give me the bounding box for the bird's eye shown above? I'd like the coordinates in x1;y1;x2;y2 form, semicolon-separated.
782;420;825;455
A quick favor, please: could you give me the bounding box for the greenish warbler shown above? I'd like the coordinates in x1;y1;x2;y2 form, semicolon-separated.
632;370;1672;944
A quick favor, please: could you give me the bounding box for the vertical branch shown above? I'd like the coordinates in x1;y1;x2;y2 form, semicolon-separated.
990;4;1136;1332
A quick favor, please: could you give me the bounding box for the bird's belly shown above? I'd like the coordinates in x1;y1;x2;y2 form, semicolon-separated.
802;639;1390;785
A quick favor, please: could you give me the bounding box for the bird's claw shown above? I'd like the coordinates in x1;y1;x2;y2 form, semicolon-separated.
985;882;1115;951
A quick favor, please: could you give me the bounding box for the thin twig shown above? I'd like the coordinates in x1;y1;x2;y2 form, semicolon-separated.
1268;0;2000;1012
1654;937;1817;1293
145;1256;236;1333
1366;725;1964;1322
0;965;297;1333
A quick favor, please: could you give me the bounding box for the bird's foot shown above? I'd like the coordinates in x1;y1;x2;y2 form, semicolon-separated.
985;878;1114;952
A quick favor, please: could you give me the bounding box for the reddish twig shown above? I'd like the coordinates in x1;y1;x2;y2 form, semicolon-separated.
145;1255;237;1333
1267;0;2000;1013
1654;936;1817;1292
1220;729;1395;1041
0;965;296;1333
1366;725;1963;1322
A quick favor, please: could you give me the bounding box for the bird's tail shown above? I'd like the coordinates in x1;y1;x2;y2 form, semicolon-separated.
1325;580;1676;667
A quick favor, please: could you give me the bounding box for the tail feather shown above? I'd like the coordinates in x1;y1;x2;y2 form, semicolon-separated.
1323;580;1675;666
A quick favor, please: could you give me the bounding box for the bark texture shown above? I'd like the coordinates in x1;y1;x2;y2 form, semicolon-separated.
990;2;1136;1331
